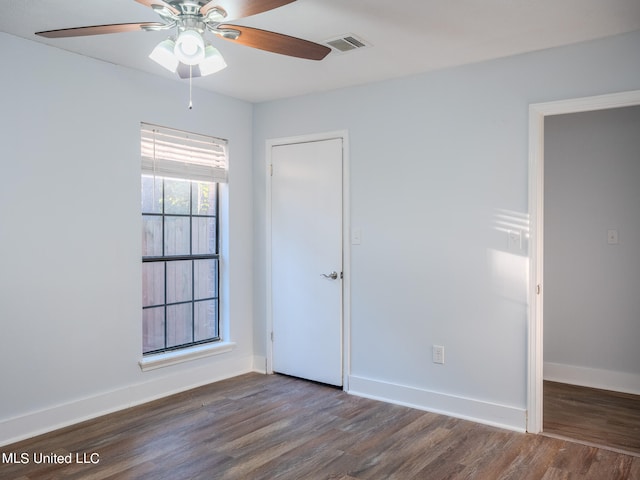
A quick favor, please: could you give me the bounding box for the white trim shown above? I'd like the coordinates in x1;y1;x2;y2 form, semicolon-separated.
527;89;640;433
348;375;526;432
0;355;253;447
265;130;351;389
527;105;545;434
342;134;351;391
138;341;236;371
252;355;268;374
544;362;640;396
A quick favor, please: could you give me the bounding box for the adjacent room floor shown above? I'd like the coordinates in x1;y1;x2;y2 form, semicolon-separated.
543;380;640;456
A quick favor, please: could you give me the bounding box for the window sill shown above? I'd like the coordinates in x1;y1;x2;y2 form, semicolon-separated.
138;341;236;372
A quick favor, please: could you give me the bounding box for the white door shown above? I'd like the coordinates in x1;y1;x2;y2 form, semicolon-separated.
270;138;343;386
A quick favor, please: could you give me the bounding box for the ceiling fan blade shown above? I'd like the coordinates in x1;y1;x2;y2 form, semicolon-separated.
217;25;330;60
202;0;296;21
134;0;180;15
35;22;165;38
177;64;202;79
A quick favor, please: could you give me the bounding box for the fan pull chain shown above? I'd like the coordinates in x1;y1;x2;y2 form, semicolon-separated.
188;64;193;110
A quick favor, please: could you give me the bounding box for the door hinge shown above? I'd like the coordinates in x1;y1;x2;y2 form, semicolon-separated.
270;331;274;342
536;284;541;295
270;164;273;176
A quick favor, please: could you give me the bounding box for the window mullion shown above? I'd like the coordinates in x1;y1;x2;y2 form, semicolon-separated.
162;178;168;351
215;183;219;255
190;182;195;344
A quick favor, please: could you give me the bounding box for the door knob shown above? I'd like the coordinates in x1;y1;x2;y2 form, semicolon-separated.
321;271;339;280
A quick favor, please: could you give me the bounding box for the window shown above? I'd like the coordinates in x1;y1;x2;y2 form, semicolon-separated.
140;123;227;355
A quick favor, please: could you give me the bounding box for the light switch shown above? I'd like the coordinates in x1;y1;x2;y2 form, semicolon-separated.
607;229;619;245
508;230;522;250
351;228;361;245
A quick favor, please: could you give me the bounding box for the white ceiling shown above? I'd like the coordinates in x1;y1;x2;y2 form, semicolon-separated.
2;0;640;103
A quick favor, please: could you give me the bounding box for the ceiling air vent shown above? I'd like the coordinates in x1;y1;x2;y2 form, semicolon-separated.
325;34;370;53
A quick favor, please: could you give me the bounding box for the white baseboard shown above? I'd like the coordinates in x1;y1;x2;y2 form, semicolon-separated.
252;356;267;373
347;375;526;432
0;355;254;447
544;362;640;395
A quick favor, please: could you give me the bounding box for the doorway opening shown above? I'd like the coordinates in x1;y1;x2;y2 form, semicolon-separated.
528;90;640;450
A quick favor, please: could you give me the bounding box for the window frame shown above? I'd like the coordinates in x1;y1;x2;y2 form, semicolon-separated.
142;177;221;355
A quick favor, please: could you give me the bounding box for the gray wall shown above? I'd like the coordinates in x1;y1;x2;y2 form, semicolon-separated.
544;106;640;392
0;32;255;445
252;29;640;428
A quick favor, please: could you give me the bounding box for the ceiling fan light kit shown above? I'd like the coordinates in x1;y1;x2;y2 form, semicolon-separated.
173;29;205;65
199;44;227;75
149;37;179;72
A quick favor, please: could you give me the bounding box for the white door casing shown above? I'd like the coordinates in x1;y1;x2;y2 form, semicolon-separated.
527;89;640;433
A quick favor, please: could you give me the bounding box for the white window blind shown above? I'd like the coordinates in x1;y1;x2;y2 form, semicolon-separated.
141;123;228;183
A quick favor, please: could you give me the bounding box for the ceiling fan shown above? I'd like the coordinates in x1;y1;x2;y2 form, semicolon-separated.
35;0;331;79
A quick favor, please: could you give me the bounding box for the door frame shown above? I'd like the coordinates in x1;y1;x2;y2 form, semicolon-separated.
527;89;640;433
265;130;351;390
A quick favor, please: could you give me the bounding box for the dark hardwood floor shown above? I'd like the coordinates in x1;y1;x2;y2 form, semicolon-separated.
2;373;640;479
544;380;640;456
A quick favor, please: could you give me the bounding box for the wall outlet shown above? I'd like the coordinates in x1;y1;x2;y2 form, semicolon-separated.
432;345;445;364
